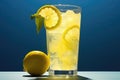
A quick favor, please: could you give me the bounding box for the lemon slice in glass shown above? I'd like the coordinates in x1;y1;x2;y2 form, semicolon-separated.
63;25;80;49
31;5;61;33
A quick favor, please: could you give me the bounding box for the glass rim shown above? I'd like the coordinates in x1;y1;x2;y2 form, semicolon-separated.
53;4;81;12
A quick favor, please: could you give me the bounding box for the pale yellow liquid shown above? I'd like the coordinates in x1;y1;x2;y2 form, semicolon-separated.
47;10;81;70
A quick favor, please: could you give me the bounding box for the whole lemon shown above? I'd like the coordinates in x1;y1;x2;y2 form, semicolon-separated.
23;51;50;76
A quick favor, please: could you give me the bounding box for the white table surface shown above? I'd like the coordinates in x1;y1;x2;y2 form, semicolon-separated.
0;71;120;80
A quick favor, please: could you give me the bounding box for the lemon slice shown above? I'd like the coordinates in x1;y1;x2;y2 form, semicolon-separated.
31;5;61;33
38;5;61;29
63;25;80;49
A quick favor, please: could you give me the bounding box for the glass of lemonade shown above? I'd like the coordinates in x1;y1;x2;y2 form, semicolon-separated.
46;4;81;76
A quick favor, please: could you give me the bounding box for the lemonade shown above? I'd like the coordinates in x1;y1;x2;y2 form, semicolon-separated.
31;4;81;76
46;5;81;75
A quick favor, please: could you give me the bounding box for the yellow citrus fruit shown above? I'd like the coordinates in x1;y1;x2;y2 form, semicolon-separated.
23;51;50;76
31;5;61;32
38;5;61;29
63;25;80;49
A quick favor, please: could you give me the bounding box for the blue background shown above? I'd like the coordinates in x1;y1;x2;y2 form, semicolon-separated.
0;0;120;71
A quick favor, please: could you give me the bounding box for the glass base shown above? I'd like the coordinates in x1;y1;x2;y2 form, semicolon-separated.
49;70;77;76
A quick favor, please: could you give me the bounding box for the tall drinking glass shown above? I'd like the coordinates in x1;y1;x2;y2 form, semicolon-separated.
46;4;81;76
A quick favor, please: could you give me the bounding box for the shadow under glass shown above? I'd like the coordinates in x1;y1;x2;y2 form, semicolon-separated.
23;75;91;80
